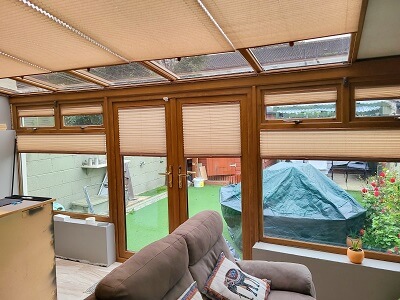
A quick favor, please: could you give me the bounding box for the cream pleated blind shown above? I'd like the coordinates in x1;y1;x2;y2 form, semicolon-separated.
118;106;166;156
355;85;400;101
61;104;103;115
260;130;400;158
182;103;241;156
18;107;54;117
264;89;337;106
17;134;106;154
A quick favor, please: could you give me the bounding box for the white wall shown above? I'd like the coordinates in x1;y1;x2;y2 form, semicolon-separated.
253;243;400;300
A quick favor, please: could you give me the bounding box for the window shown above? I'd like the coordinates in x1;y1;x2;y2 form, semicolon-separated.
264;87;338;121
60;103;104;127
260;159;399;257
354;85;400;118
18;106;55;128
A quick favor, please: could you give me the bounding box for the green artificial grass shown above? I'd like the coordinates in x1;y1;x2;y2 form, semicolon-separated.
347;190;364;206
126;185;242;257
138;185;167;197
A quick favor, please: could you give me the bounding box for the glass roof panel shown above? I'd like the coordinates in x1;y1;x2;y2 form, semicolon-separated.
251;34;351;71
26;72;100;90
84;63;167;85
0;78;50;94
154;51;253;79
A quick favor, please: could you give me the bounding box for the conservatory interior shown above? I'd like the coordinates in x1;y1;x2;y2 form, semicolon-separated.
0;0;399;299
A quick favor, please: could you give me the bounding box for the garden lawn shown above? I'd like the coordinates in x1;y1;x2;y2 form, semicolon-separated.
126;185;242;256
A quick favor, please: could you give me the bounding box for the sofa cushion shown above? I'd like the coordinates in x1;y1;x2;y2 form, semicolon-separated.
94;234;194;300
267;290;316;300
177;282;203;300
172;210;236;290
204;252;271;300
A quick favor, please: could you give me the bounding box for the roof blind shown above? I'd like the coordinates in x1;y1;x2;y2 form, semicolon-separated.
18;107;54;117
201;0;362;49
355;85;400;100
264;89;337;106
182;103;241;156
17;134;106;154
260;130;400;159
61;104;103;115
118;106;166;156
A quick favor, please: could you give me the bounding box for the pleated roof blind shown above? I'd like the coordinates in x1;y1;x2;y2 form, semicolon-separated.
260;130;400;159
183;103;241;156
202;0;362;49
265;89;337;106
61;104;103;116
118;106;166;156
17;134;106;154
31;0;232;61
355;85;400;100
18;107;54;117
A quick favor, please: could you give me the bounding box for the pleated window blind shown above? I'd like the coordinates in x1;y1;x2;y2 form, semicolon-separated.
118;106;166;156
182;103;241;156
61;104;103;115
17;134;106;154
260;130;400;159
18;107;54;117
355;85;400;101
264;89;337;106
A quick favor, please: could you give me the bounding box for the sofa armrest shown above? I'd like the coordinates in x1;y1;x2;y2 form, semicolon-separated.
84;293;97;300
237;260;316;298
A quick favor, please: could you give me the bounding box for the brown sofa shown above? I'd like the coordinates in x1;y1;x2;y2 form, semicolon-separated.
86;210;316;300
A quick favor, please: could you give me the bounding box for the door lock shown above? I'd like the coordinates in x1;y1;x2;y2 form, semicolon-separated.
178;166;196;189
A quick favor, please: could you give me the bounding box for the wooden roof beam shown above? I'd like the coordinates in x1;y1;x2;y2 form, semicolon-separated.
68;70;111;87
140;61;180;81
238;48;263;73
12;77;58;92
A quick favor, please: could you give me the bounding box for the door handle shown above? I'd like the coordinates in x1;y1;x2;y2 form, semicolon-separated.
178;167;196;189
158;165;173;188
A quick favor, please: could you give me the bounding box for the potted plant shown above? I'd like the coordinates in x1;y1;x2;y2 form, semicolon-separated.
347;239;365;264
346;229;364;248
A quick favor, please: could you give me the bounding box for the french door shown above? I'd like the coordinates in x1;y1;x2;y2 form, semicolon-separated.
113;91;250;260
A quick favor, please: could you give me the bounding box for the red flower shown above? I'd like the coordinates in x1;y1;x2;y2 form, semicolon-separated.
374;191;380;197
361;188;368;193
380;180;385;185
359;229;365;236
371;181;377;187
390;177;396;183
379;171;386;177
381;208;385;213
387;249;393;254
374;187;379;191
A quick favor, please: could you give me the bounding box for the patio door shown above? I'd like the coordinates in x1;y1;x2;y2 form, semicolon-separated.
114;93;249;259
175;94;246;258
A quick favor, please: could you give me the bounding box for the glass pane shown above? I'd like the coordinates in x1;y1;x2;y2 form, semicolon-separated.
0;78;50;94
266;102;336;119
20;116;55;127
251;34;351;71
84;63;167;85
356;100;400;117
155;51;252;79
26;72;101;90
21;153;109;216
63;114;103;127
187;157;242;259
124;156;169;252
261;159;400;256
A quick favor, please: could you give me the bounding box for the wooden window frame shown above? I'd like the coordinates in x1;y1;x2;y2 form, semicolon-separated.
15;103;57;131
350;80;400;128
60;102;105;130
260;81;343;130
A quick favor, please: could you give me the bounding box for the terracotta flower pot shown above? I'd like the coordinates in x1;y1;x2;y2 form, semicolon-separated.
346;236;362;248
347;247;365;264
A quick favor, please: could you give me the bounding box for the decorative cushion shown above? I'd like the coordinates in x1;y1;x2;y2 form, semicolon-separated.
204;252;271;300
178;282;203;300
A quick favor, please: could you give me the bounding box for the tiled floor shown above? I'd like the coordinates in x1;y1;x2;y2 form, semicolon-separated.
56;258;121;300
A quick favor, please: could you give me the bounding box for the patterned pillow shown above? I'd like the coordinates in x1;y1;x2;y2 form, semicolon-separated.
204;252;271;300
178;282;203;300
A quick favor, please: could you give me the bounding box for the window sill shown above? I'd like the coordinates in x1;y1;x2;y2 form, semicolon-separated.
253;242;400;272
